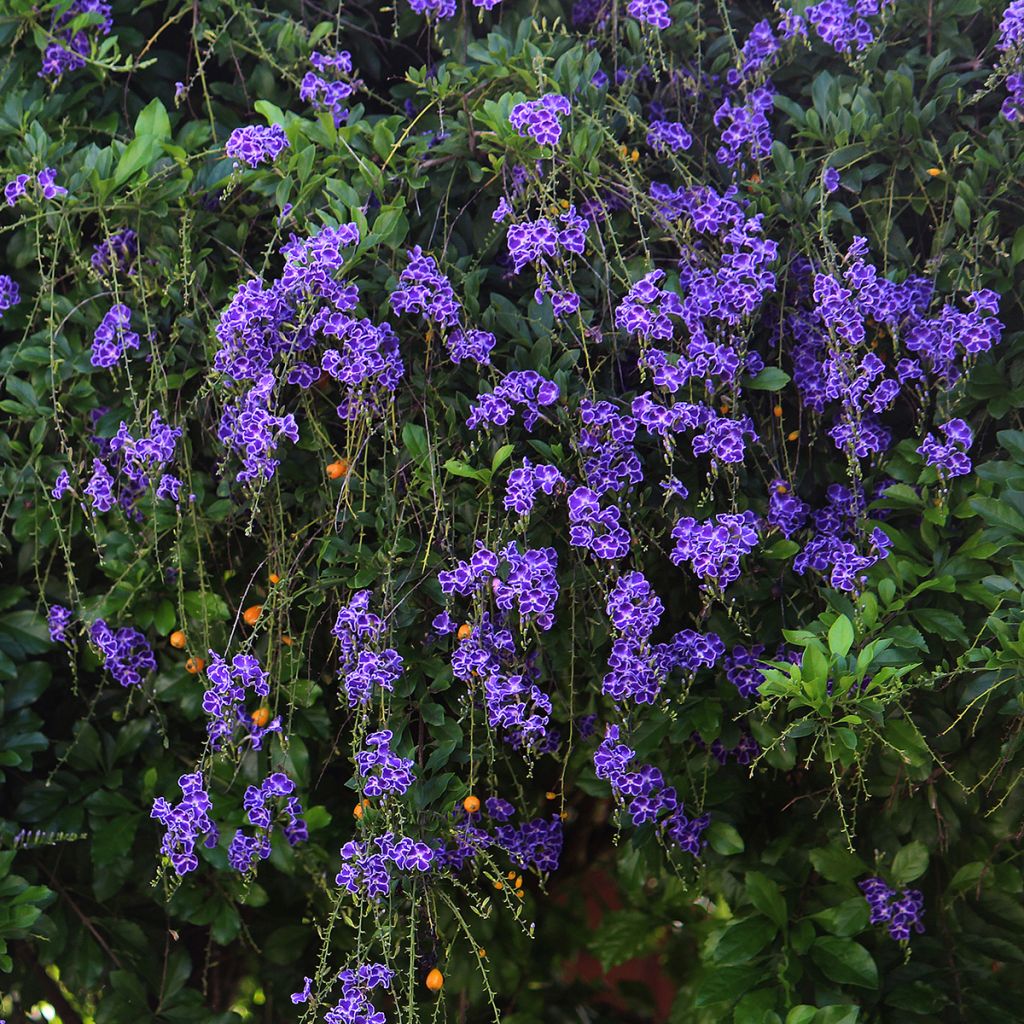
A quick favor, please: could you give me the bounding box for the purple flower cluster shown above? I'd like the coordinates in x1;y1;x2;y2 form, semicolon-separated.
859;877;925;941
440;540;559;631
450;615;553;746
355;730;416;796
407;0;457;18
0;275;19;315
229;771;307;870
389;246;496;365
4;168;67;206
225;124;290;167
670;511;761;590
504;459;566;516
602;572;723;704
917;418;973;479
647;120;693;153
300;51;360;126
391;246;460;328
595;726;709;851
768;480;810;537
466;370;560;432
38;0;112;79
567;487;631;560
47;605;73;643
793;484;892;591
91;228;137;276
217;373;300;483
89;620;156;687
201;652;271;749
151;772;219;876
627;0;671;29
509;94;571;147
323;964;393;1024
492;815;563;871
332;591;404;707
336;833;436;900
713;86;775;166
90;303;140;369
506;206;589;275
998;1;1024;118
805;0;880;54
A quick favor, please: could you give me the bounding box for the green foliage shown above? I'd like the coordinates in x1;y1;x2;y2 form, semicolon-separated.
2;0;1024;1021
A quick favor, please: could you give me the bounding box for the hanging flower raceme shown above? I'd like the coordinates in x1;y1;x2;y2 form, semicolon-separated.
333;591;404;707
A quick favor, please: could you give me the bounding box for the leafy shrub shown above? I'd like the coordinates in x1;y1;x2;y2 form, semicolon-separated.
2;0;1024;1021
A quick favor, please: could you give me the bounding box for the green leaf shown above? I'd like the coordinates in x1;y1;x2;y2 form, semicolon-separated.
891;841;929;885
786;1008;818;1024
745;367;792;391
711;917;777;965
113;135;161;188
443;459;486;482
708;822;745;855
813;1008;860;1024
810;937;878;989
134;98;171;141
969;496;1024;534
809;845;867;884
491;443;516;472
694;966;765;1007
828;616;854;657
811;896;869;937
746;871;788;930
589;910;658;971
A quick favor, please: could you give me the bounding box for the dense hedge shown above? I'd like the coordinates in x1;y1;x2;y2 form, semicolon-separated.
3;0;1024;1021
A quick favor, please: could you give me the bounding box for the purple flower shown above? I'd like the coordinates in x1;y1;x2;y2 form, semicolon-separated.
859;877;925;941
0;275;20;314
627;0;671;28
509;94;571;147
151;772;218;876
90;304;140;369
226;124;290;167
48;605;73;643
91;228;137;276
37;168;67;200
89;619;156;687
300;51;360;126
824;166;841;192
917;418;973;479
647;120;693;153
670;511;761;590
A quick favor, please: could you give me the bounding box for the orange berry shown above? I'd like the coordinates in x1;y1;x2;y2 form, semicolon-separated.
494;879;504;890
560;199;570;209
242;605;262;626
630;148;640;163
514;875;523;889
353;802;364;819
478;947;487;958
507;870;516;880
545;791;557;800
269;573;280;585
425;968;444;992
749;172;761;184
326;459;350;480
773;405;783;418
281;635;293;647
463;795;481;814
457;623;472;641
515;889;525;900
169;630;186;649
927;167;941;177
251;707;271;728
185;657;205;674
719;404;730;415
787;430;800;442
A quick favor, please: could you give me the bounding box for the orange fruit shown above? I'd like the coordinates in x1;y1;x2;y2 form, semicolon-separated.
772;405;783;418
545;791;557;800
326;459;350;480
185;657;205;674
425;968;444;992
457;623;472;641
787;430;800;442
927;167;941;177
251;707;271;728
353;798;370;819
463;795;481;814
242;605;262;626
269;573;280;585
493;879;503;890
281;635;293;647
169;630;186;649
